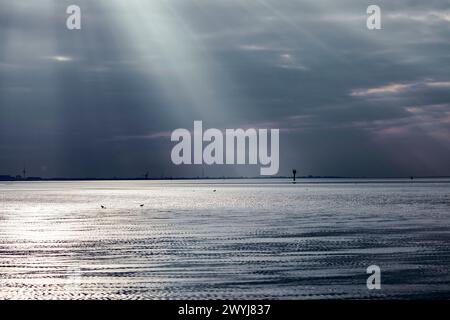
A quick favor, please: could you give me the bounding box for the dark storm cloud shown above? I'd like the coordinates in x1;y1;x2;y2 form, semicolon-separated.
0;0;449;178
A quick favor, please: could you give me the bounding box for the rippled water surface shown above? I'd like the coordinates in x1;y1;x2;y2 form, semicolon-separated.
1;179;450;299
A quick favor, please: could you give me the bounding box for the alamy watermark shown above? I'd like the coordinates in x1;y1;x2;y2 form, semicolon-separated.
171;121;279;176
66;5;81;30
367;5;381;30
366;265;381;290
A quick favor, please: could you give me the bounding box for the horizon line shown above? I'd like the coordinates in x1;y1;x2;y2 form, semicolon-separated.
2;175;450;182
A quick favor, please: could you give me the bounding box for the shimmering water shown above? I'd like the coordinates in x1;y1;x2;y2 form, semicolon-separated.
1;179;450;300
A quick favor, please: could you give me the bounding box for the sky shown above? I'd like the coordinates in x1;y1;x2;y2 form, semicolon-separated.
1;0;450;178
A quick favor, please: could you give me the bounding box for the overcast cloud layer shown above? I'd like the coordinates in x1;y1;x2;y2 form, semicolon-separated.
1;0;450;178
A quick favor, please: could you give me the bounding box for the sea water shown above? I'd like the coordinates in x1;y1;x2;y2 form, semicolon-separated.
0;179;449;299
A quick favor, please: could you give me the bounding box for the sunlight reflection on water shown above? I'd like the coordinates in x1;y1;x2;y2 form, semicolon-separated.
1;179;450;299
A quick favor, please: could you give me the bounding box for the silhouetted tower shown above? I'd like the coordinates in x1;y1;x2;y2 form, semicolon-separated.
22;167;26;180
292;169;297;183
144;171;149;180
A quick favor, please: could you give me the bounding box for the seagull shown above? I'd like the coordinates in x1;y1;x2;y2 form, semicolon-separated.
101;205;106;209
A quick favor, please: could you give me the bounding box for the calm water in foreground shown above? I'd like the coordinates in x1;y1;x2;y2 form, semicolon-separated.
1;179;450;299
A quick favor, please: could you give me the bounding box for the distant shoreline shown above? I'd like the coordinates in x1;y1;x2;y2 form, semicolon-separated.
2;175;450;182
